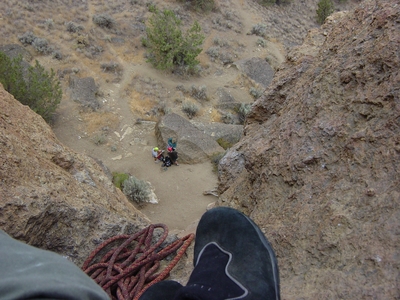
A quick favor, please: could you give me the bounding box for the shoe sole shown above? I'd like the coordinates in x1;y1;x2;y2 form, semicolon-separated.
194;207;280;300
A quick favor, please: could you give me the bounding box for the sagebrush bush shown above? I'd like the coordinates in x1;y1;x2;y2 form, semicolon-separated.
237;103;252;124
100;61;122;73
44;19;54;30
18;31;36;45
66;21;84;33
182;102;199;119
93;14;115;29
178;0;216;12
257;38;267;47
210;151;226;173
32;37;51;54
249;87;263;99
251;23;267;37
123;176;150;205
190;85;208;100
206;46;220;60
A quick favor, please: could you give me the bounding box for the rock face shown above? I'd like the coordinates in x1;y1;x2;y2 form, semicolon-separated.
0;86;149;266
218;1;399;299
155;113;225;164
233;57;275;88
68;75;100;110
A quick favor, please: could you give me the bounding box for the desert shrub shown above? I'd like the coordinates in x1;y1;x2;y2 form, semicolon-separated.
32;37;51;54
190;85;208;100
18;32;52;54
66;21;84;33
217;138;234;150
93;14;115;29
18;31;36;45
219;52;234;65
257;0;291;5
182;102;199;119
144;9;204;73
251;23;267;37
0;52;62;123
237;103;252;124
44;19;54;30
257;38;267;47
213;37;228;47
123;175;150;205
92;134;107;145
177;0;216;12
206;46;220;60
210;151;226;172
112;172;129;189
316;0;334;24
100;61;122;73
249;87;263;99
221;111;234;124
52;50;63;60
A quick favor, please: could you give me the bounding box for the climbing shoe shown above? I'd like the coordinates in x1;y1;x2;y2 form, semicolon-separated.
139;280;183;300
174;206;281;300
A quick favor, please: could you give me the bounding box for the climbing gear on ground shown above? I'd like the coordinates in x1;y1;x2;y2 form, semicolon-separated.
82;224;194;300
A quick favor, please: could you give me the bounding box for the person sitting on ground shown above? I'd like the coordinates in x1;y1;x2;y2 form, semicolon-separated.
0;207;280;300
151;147;163;163
167;147;179;166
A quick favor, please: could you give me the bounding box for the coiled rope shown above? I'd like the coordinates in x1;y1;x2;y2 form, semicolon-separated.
82;224;194;300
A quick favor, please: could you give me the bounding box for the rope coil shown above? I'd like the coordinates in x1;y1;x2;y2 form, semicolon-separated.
82;224;194;300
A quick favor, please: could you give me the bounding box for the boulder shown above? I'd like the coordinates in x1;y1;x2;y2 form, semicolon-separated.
155;113;225;164
0;44;33;61
68;75;100;110
191;121;243;145
233;57;275;88
0;85;149;266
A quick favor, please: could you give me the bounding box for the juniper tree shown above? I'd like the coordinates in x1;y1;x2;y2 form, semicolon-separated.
144;9;204;73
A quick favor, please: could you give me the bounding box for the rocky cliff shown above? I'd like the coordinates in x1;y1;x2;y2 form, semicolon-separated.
218;0;399;298
0;86;149;266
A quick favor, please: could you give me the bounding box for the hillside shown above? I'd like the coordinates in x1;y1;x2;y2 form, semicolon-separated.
3;0;397;299
0;0;353;230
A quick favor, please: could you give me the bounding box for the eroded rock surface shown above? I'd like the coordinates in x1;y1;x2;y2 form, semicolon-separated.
218;1;400;298
155;113;225;164
0;86;149;266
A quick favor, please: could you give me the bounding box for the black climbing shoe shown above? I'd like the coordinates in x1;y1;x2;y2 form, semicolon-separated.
139;280;183;300
174;207;281;300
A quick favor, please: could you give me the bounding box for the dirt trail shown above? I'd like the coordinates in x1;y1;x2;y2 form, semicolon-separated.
51;0;292;232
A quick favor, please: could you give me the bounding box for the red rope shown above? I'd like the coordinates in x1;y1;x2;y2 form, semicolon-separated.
82;224;194;300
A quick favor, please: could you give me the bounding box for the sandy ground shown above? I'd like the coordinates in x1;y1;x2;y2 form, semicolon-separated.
48;0;288;232
52;72;219;232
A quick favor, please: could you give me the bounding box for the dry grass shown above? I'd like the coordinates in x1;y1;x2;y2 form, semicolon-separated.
82;111;120;134
129;90;159;121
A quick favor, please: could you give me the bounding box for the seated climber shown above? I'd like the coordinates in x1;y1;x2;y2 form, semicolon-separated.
151;146;164;163
167;147;179;166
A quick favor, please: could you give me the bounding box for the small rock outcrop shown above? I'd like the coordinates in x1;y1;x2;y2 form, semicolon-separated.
68;75;100;110
218;1;399;299
155;113;225;164
0;85;149;266
233;57;275;88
